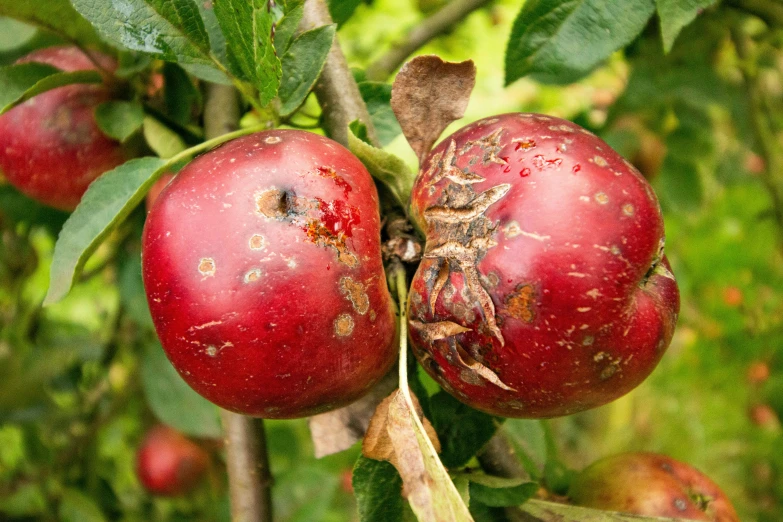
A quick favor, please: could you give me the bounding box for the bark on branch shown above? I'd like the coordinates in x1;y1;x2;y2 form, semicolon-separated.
204;83;273;522
365;0;495;82
300;0;379;147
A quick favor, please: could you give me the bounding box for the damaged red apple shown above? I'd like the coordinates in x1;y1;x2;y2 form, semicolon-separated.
407;113;679;418
142;130;397;418
0;46;128;211
568;452;740;521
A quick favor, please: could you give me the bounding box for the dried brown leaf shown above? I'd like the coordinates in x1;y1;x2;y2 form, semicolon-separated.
362;388;440;465
364;388;472;521
309;369;398;458
391;56;476;163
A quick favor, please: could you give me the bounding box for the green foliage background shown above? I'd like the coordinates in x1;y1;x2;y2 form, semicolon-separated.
0;0;781;521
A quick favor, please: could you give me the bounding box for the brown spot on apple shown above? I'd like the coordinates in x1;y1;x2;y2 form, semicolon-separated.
198;258;215;277
340;276;369;314
505;284;536;323
249;234;265;250
334;313;355;337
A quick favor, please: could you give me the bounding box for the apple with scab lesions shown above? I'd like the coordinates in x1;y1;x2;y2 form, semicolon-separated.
407;113;679;418
568;452;740;521
142;130;397;418
0;45;129;211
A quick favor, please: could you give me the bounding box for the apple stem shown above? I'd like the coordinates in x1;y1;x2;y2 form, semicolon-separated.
204;83;274;522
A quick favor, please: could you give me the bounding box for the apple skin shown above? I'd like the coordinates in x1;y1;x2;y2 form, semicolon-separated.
145;172;174;212
0;46;127;211
568;452;740;521
408;113;679;418
142;130;397;418
136;425;209;497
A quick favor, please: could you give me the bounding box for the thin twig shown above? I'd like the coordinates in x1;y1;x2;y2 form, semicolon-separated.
732;27;783;252
299;0;379;147
204;83;273;522
365;0;495;82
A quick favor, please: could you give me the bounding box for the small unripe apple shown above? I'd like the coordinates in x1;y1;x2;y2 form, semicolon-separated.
568;452;740;521
408;113;679;418
136;425;209;496
142;130;397;418
0;46;128;210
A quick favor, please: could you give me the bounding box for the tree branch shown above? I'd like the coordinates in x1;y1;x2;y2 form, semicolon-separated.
365;0;495;82
204;83;273;522
300;0;379;147
732;27;783;252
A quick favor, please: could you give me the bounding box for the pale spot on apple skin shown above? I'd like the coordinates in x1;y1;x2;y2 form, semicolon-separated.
592;155;608;167
249;234;265;250
334;313;354;337
622;203;635;216
244;269;261;283
594;192;609;204
264;136;282;144
198;258;215;277
577;307;592;312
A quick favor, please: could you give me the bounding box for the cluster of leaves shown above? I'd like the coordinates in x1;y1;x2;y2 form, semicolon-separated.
0;0;782;520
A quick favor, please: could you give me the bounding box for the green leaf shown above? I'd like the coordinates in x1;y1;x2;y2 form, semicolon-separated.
358;82;403;146
656;154;703;212
656;0;717;53
503;420;547;480
118;252;154;328
347;128;415;211
143;116;187;158
0;185;69;233
430;391;501;468
0;0;102;46
520;499;679;521
0;63;101;115
279;24;335;116
505;0;656;85
94;101;144;142
44;157;167;305
70;0;228;84
58;489;106;522
353;456;404;522
274;0;304;56
0;483;46;517
0;18;37;52
467;475;538;508
328;0;364;26
163;62;202;125
213;0;281;104
141;341;223;439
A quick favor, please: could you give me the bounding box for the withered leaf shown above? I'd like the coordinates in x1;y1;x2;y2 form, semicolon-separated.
409;320;472;343
363;388;473;521
362;388;440;465
309;368;398;458
391;56;476;163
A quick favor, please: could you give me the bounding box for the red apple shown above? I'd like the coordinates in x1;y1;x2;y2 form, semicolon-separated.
0;46;128;210
746;361;770;385
408;113;679;418
568;452;740;521
142;130;397;418
145;172;174;212
136;425;209;496
722;286;743;308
